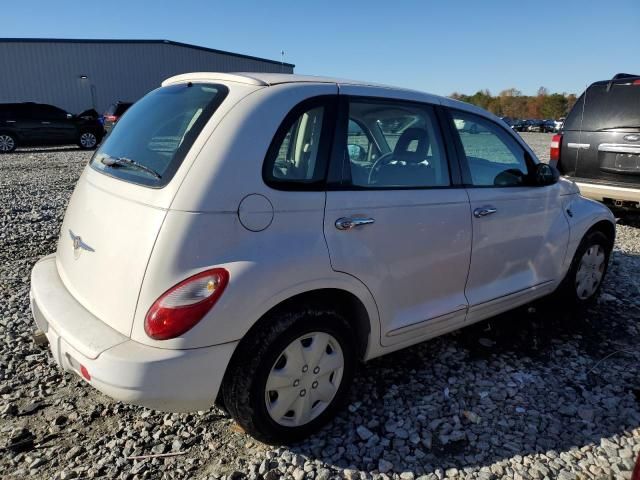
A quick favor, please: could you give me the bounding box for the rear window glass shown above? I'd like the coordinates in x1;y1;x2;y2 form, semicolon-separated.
565;83;640;131
91;83;228;187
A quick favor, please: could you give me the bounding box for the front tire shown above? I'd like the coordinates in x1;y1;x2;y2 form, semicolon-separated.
78;131;98;150
222;306;356;444
556;231;611;306
0;133;17;153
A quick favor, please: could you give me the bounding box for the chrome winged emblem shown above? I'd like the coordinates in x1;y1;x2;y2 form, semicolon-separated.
69;229;95;257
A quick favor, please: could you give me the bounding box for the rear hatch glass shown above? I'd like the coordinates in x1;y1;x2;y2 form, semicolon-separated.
566;82;640;132
91;83;228;187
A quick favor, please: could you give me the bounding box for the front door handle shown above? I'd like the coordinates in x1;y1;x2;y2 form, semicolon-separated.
41;121;51;125
335;216;375;230
473;206;497;218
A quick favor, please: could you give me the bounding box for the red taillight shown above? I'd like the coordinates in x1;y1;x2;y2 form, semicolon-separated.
104;115;117;122
80;365;91;381
550;133;562;163
144;268;229;340
633;79;640;85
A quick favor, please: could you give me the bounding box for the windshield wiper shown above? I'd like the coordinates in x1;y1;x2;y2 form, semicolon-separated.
101;156;162;179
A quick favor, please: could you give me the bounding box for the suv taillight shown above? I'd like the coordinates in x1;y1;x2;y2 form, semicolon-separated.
550;133;562;165
104;115;117;122
144;268;229;340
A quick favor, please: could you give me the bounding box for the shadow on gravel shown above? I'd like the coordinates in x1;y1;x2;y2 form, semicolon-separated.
10;146;83;154
282;253;640;476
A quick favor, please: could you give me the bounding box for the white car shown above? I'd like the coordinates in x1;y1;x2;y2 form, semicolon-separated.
30;73;615;443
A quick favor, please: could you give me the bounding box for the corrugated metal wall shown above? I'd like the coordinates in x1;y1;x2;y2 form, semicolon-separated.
0;40;294;114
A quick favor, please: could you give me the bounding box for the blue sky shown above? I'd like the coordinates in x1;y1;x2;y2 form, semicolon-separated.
4;0;639;96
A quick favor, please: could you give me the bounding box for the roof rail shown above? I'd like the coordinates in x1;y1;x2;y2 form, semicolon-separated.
607;72;640;91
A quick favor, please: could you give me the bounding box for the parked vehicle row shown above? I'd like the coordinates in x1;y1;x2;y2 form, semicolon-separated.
30;72;615;443
551;72;640;211
0;100;133;153
503;117;562;133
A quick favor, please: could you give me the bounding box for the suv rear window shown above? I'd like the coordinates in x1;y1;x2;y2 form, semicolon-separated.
91;83;228;187
564;82;640;131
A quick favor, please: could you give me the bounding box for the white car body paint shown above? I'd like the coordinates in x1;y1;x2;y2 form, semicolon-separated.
30;73;615;412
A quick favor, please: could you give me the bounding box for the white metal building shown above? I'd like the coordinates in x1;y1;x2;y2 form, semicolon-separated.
0;38;294;114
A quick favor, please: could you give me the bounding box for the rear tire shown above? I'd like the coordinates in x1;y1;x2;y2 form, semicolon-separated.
222;305;356;444
78;131;98;150
556;231;611;306
0;133;16;153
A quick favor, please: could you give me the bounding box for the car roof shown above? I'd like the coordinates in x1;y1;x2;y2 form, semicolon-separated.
161;72;511;130
162;72;406;88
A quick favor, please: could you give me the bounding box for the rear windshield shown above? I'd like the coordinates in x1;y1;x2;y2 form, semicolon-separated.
91;83;228;187
564;82;640;131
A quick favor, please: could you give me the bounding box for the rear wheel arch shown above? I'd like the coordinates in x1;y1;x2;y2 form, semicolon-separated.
218;288;372;407
234;288;372;363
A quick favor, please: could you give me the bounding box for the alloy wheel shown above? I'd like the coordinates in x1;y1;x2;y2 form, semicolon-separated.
0;135;15;152
80;132;97;148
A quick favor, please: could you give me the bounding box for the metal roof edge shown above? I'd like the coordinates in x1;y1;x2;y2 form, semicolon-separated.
0;37;295;68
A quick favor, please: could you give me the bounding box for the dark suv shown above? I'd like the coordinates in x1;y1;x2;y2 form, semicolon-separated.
551;73;640;209
103;101;133;133
0;102;104;153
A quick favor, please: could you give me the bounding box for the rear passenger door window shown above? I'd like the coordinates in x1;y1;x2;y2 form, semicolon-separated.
451;111;529;187
342;100;450;188
264;97;336;189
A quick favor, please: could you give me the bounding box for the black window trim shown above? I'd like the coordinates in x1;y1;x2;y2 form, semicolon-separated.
262;95;339;192
443;106;538;189
90;82;229;189
327;95;463;191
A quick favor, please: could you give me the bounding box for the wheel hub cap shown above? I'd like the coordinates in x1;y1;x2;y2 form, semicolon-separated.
265;332;344;427
575;244;605;300
80;133;96;148
0;135;14;151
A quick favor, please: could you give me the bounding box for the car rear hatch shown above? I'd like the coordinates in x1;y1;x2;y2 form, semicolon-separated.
566;78;640;186
55;81;235;338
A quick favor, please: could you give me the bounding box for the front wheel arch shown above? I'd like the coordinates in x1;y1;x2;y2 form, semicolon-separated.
586;219;615;251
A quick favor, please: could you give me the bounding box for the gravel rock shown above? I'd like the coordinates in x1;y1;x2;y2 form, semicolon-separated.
0;140;639;479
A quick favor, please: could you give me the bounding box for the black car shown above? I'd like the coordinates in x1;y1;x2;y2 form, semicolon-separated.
541;120;556;133
103;101;133;133
0;102;104;153
512;119;528;132
551;73;640;209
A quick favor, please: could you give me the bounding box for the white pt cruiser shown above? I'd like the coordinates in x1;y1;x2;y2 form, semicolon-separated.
30;73;615;443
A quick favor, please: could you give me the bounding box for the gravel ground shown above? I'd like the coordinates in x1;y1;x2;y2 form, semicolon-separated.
1;134;639;480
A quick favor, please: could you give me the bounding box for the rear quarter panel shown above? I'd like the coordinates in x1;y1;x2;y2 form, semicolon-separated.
131;83;381;351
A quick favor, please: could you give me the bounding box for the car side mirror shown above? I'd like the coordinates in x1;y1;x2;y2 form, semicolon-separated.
534;163;560;186
347;144;367;163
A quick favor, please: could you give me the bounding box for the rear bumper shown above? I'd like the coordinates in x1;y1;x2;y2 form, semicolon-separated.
30;255;237;412
574;180;640;205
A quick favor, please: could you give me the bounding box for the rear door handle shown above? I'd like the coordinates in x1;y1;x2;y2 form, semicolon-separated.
473;206;497;218
41;121;51;125
335;217;375;230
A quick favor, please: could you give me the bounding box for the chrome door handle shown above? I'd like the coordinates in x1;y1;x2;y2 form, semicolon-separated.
41;121;51;125
473;206;497;218
335;217;375;230
5;120;16;123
